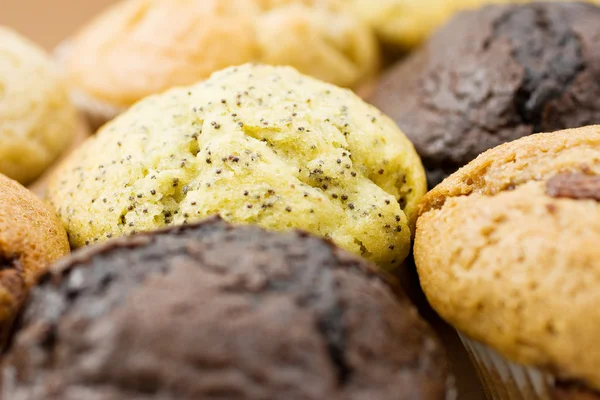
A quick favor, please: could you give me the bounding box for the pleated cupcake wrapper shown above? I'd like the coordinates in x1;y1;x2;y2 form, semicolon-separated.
459;333;555;400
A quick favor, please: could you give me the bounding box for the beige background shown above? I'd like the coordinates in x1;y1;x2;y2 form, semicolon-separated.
0;0;118;50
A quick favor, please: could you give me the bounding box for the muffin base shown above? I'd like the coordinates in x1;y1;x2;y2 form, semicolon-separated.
460;334;600;400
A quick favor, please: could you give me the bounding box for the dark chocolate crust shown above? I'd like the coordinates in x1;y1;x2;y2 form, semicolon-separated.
368;2;600;188
1;217;450;400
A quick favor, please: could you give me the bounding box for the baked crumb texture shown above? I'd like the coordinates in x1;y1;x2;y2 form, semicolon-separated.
1;218;450;400
48;64;426;269
368;2;600;187
0;173;69;349
415;125;600;391
65;0;379;109
0;26;76;184
344;0;600;49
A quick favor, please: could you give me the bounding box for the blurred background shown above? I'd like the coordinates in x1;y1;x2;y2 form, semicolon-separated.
0;0;117;49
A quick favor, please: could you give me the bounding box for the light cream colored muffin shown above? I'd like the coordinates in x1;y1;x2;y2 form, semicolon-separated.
0;173;70;350
59;0;379;130
46;64;426;270
415;126;600;398
0;26;76;184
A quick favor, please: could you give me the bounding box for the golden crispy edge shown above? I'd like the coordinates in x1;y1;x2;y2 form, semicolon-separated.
418;125;600;216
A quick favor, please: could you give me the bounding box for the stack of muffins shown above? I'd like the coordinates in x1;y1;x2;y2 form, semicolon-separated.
2;0;600;398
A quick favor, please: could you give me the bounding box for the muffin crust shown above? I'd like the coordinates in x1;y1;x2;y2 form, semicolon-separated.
415;126;600;391
2;217;451;399
0;26;76;184
368;3;600;187
62;0;379;128
47;64;426;269
0;173;69;349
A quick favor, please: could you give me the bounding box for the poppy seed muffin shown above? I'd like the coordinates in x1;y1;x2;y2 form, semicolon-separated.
0;26;76;184
2;217;452;400
0;173;69;350
60;0;379;129
46;64;427;270
368;2;600;187
415;126;600;397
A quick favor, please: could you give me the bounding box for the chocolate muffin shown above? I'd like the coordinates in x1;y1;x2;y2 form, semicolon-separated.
2;217;452;400
368;2;600;187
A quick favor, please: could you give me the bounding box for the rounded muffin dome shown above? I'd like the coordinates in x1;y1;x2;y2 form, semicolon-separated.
2;218;452;400
0;26;76;184
343;0;600;50
47;64;426;269
368;2;600;187
0;173;70;349
415;126;600;392
63;0;379;125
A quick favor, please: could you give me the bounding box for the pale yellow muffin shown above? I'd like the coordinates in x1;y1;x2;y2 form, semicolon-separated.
46;64;426;269
0;173;70;349
61;0;379;129
0;26;76;184
415;126;600;391
345;0;600;49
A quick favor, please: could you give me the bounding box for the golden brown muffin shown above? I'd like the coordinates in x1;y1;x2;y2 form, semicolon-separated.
0;26;76;184
343;0;600;50
415;125;600;393
46;64;426;270
60;0;379;130
0;173;70;349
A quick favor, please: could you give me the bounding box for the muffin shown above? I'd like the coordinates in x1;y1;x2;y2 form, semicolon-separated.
343;0;491;50
415;125;600;398
0;26;76;185
58;0;379;130
344;0;600;51
368;2;600;188
0;173;69;350
46;64;427;270
2;217;452;399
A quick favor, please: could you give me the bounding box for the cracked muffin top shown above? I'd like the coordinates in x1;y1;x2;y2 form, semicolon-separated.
367;2;600;187
2;217;451;400
46;64;426;270
61;0;379;128
0;173;69;350
415;125;600;392
0;26;76;185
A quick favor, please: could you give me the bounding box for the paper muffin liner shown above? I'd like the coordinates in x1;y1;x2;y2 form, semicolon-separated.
458;333;556;400
53;41;125;131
